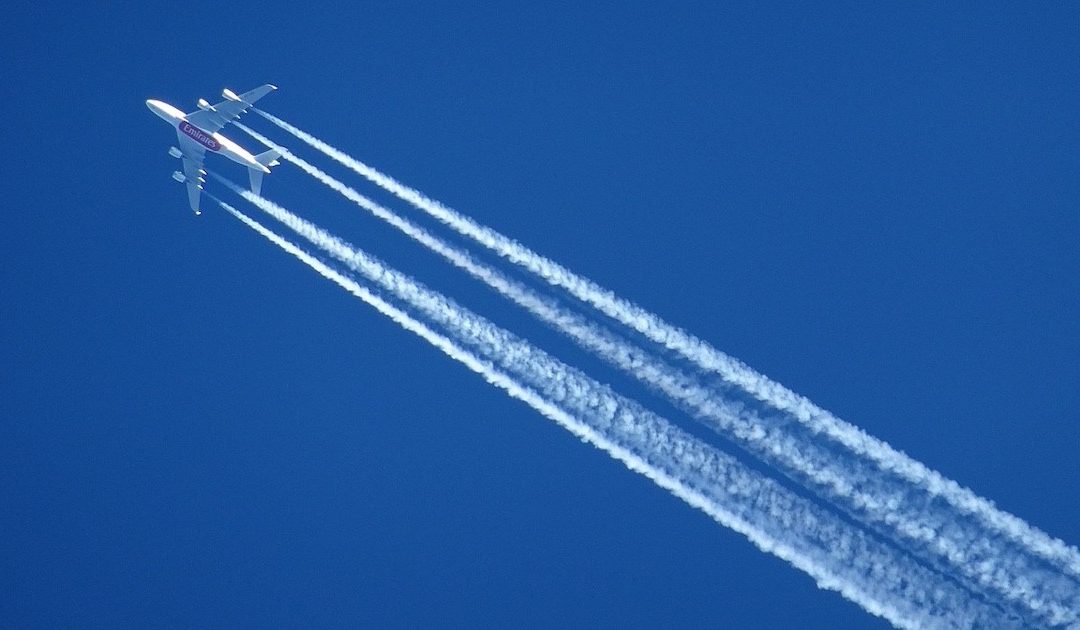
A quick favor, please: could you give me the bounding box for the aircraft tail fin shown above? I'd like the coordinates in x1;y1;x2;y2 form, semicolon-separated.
248;149;282;195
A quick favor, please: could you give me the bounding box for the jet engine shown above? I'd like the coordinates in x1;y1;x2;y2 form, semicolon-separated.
172;171;186;183
197;98;215;111
222;88;241;102
168;146;183;159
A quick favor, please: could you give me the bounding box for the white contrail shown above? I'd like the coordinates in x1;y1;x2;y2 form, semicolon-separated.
252;109;1080;584
220;132;1080;624
215;197;1018;629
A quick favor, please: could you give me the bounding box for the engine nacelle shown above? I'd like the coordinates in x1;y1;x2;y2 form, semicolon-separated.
222;88;241;102
197;98;215;111
168;146;183;159
172;171;186;183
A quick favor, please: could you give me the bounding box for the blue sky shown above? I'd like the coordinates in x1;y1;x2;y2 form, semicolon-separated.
2;3;1078;628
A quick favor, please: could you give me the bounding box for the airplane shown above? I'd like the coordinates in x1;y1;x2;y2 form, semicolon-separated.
146;84;282;215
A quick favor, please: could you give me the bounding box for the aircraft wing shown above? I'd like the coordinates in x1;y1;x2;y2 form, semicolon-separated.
182;157;204;215
176;134;207;215
184;84;277;134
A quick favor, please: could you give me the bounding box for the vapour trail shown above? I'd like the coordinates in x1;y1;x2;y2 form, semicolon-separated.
252;109;1080;584
214;196;1018;629
227;127;1080;624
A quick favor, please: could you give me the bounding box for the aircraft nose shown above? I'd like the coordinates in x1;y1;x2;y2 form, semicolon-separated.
146;99;170;121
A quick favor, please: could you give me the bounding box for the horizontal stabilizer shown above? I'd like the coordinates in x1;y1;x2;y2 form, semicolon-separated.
249;148;281;196
248;167;265;196
254;148;281;168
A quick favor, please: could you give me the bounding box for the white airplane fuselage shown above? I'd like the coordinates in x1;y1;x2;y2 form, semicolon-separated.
145;99;269;174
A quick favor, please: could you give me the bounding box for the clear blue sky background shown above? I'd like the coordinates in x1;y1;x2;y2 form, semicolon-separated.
2;3;1078;628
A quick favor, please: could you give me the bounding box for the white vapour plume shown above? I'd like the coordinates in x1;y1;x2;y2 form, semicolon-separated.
216;197;1019;629
251;110;1080;588
223;127;1080;625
